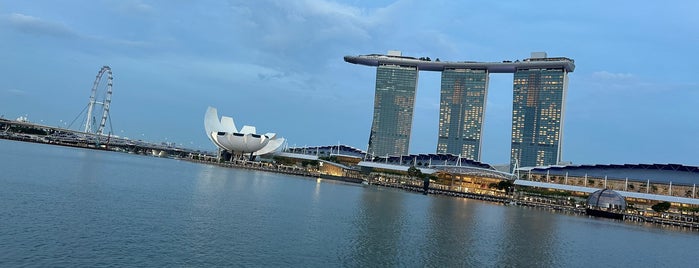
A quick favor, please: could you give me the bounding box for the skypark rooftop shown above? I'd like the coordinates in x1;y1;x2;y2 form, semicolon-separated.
343;53;575;73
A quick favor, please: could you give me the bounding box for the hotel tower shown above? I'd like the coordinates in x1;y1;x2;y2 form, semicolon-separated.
344;51;574;170
367;60;419;157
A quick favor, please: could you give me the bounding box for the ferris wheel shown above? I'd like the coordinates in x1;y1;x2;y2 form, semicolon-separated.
83;66;113;135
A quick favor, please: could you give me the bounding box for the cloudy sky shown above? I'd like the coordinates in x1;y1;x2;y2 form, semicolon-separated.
1;0;698;166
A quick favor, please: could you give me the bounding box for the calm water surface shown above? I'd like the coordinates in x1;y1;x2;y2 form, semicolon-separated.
1;140;697;267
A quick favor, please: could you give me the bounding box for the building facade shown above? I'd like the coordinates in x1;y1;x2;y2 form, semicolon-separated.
510;64;568;170
437;68;488;161
345;52;574;167
367;64;419;157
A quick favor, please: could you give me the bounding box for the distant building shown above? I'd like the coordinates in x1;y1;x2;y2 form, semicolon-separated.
437;68;488;161
510;53;570;170
515;163;699;207
367;61;419;157
204;107;285;157
345;51;574;168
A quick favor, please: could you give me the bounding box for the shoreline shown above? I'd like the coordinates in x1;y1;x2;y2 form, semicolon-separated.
184;156;699;231
3;136;698;231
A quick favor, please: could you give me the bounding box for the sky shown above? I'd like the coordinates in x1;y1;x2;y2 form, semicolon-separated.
1;0;698;166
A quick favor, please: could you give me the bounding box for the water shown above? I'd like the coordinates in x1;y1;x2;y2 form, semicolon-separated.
1;139;697;267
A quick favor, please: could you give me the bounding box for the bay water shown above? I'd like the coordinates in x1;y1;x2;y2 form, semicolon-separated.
1;140;697;267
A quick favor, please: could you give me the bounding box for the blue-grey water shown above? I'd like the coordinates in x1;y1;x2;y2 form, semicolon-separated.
1;139;697;267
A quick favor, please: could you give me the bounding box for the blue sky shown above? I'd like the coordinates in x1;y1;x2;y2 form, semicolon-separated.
1;0;698;166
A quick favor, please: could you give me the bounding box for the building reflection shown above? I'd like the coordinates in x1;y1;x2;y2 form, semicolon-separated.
424;197;478;266
347;187;406;267
495;208;558;266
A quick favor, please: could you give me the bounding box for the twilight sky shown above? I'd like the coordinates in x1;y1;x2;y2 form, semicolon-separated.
1;0;698;166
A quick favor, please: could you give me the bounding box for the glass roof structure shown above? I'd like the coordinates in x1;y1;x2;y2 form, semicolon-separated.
587;189;626;211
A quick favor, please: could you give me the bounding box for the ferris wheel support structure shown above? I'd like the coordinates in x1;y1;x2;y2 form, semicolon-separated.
84;66;113;135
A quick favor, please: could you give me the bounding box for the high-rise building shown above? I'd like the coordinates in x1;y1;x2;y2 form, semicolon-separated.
510;56;569;170
367;63;419;157
437;68;489;161
345;51;574;167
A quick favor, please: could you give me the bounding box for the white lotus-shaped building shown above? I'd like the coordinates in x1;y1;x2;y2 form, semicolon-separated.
204;106;285;156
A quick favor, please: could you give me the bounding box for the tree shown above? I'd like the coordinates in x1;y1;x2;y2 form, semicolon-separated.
496;180;514;190
301;160;319;167
651;202;671;213
407;166;423;179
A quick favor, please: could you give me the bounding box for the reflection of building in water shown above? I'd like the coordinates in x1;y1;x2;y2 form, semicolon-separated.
348;188;406;267
496;209;558;267
425;198;479;266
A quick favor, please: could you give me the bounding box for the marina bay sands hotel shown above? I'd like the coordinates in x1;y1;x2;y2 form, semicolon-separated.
344;51;575;169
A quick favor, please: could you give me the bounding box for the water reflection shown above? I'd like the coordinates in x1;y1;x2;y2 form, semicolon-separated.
496;208;559;267
423;197;478;266
349;186;406;267
3;140;699;267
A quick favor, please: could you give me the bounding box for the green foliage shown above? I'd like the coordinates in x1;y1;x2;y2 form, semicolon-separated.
407;166;423;179
301;160;319;167
272;156;296;166
520;187;571;197
651;202;671;213
496;180;514;190
319;156;338;163
679;207;699;213
374;169;406;176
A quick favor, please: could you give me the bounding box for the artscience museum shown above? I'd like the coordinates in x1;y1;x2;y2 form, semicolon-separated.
204;107;285;158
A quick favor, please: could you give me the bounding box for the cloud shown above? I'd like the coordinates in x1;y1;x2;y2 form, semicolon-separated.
579;71;698;94
1;12;152;53
114;0;153;14
227;1;387;60
0;13;78;38
89;35;152;49
591;71;635;80
5;89;28;96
